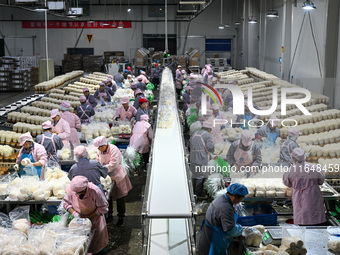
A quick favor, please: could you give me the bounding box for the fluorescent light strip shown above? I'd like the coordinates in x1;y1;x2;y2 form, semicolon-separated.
179;1;206;4
177;9;198;13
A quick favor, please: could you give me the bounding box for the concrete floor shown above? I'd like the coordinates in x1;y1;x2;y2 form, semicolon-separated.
105;173;147;255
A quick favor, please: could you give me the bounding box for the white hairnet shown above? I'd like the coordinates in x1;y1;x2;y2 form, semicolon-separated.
291;148;306;162
190;121;202;135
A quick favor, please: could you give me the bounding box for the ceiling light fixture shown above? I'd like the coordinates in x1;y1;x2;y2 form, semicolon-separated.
35;6;48;11
218;0;224;29
302;0;316;10
177;9;197;13
234;0;241;25
127;0;131;12
111;0;116;27
266;0;279;18
248;17;257;24
266;9;279;18
248;0;257;24
118;0;123;28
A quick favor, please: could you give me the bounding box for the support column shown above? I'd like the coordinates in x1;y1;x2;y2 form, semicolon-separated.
242;0;249;68
323;0;340;108
259;0;267;71
282;0;292;81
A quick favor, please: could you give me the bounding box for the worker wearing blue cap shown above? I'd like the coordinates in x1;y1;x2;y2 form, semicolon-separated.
198;183;248;255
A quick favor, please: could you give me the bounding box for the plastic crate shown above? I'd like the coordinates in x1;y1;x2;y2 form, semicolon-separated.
47;205;59;215
236;204;278;226
116;143;128;150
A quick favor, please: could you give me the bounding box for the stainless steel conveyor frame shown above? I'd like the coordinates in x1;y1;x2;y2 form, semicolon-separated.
142;68;197;255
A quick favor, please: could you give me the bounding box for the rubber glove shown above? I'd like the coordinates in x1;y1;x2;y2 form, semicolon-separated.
72;211;80;218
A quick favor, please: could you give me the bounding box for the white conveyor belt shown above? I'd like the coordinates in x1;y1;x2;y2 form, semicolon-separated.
148;219;191;255
146;68;192;217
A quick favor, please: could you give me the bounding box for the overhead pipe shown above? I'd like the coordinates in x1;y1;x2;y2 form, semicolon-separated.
165;0;168;52
189;0;214;21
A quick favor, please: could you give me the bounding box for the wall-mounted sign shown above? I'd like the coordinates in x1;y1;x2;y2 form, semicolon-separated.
86;34;93;43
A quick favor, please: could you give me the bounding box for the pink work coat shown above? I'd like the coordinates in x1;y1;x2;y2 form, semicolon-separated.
283;163;326;225
208;112;225;144
130;120;153;154
113;105;137;121
16;142;47;179
96;144;132;199
61;111;81;149
136;75;149;84
234;141;254;167
52;118;71;148
63;182;108;254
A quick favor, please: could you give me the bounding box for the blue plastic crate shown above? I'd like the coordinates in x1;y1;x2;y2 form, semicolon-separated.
47;205;59;215
236;204;277;226
116;143;128;149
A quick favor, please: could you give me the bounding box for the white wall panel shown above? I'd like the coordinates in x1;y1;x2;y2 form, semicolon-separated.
289;0;326;94
263;0;284;77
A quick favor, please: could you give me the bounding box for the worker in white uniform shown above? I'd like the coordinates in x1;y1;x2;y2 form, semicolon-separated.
277;128;301;167
190;119;215;197
226;130;262;175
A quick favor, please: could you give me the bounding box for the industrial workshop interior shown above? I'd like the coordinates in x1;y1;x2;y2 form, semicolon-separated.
1;0;340;254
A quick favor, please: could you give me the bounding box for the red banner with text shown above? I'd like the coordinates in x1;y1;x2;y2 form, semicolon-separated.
22;21;132;29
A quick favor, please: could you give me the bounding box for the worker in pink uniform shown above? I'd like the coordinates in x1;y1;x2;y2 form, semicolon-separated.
94;136;132;226
50;109;71;148
16;132;47;179
208;104;226;143
113;97;137;121
176;65;182;76
130;114;153;175
60;102;81;151
226;130;262;176
136;71;149;85
283;148;326;226
63;176;109;254
141;71;150;84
